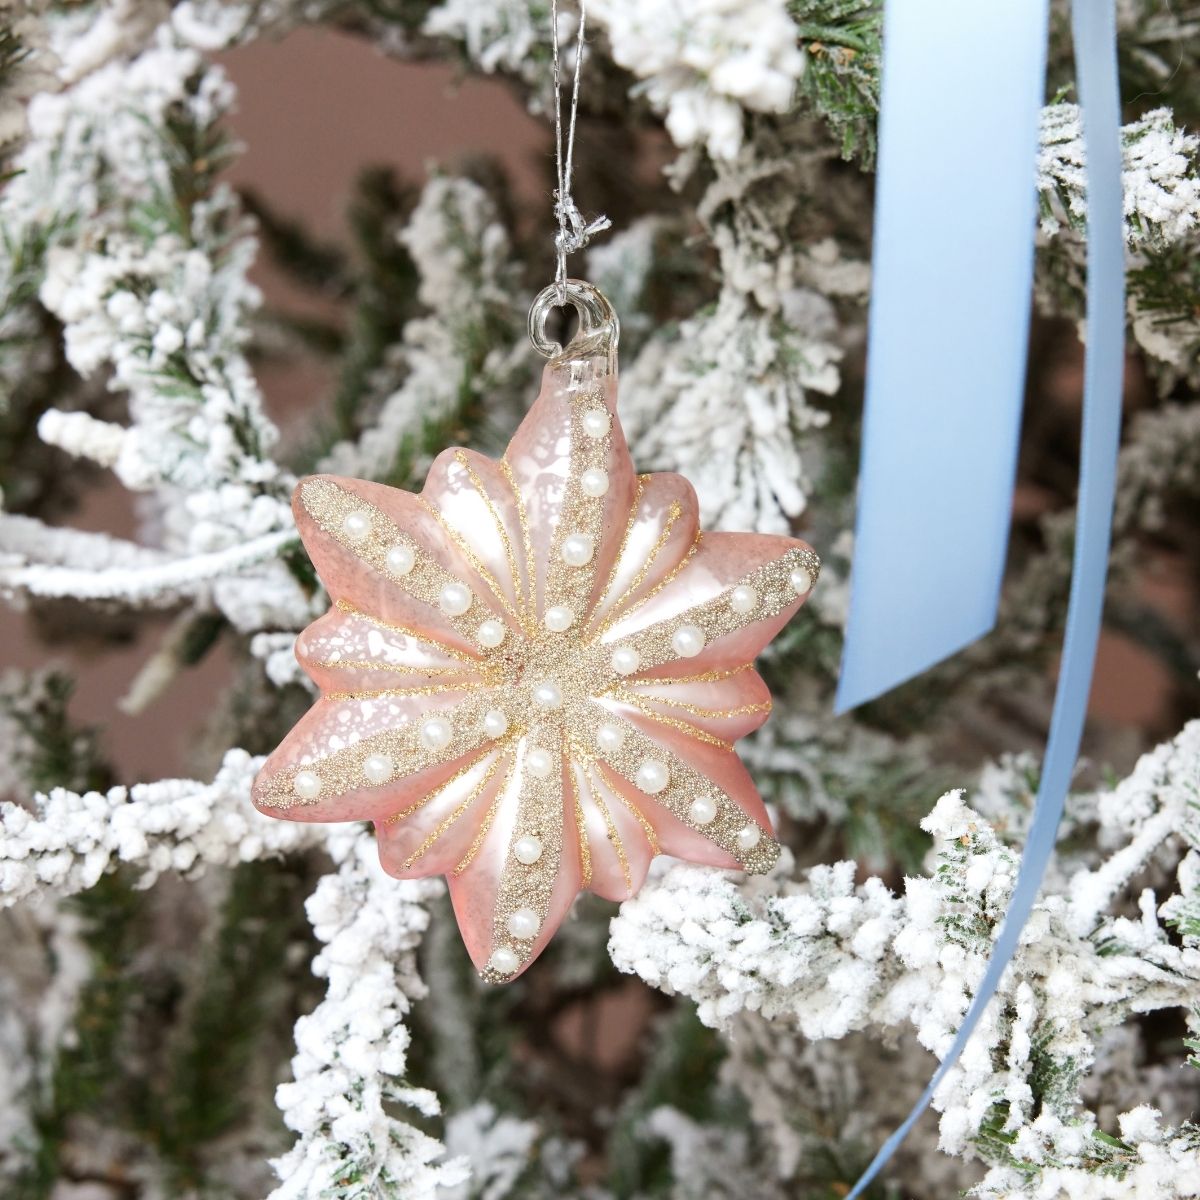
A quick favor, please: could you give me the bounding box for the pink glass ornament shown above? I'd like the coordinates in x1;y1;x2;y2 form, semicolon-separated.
253;282;820;982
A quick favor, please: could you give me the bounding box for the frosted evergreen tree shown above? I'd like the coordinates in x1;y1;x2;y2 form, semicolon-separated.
1;2;1198;1197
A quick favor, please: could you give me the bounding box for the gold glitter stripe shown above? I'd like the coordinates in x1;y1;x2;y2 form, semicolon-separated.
589;476;647;629
569;766;592;888
383;749;494;824
324;684;471;702
595;530;701;636
452;762;512;875
402;750;511;870
418;496;524;628
308;658;483;682
652;662;751;685
591;499;681;634
605;777;661;857
500;457;539;617
456;450;532;633
620;687;772;720
587;768;632;893
483;741;567;980
331;602;480;665
615;692;734;749
542;394;616;621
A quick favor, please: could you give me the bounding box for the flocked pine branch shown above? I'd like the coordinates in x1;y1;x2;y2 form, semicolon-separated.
269;826;467;1200
611;720;1200;1194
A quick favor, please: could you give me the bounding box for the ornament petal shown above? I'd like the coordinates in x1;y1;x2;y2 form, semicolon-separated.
579;700;778;873
375;746;516;879
612;665;773;744
295;606;486;695
251;689;500;823
600;531;820;678
503;362;636;621
293;474;519;652
572;761;656;901
585;471;701;635
420;448;533;633
447;741;584;980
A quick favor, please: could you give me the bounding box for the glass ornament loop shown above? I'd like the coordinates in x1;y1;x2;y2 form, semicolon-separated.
527;278;620;361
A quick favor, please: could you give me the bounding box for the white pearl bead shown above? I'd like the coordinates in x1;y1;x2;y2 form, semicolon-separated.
689;795;718;825
525;749;554;779
439;581;472;616
477;618;506;648
488;946;519;975
507;908;540;939
611;645;640;675
790;566;813;595
362;753;393;785
561;533;595;567
671;623;705;658
385;543;415;575
736;823;762;851
730;585;758;615
513;834;543;864
483;709;509;739
581;408;610;439
292;769;321;801
635;759;670;794
341;509;372;542
532;681;563;709
419;716;453;752
580;467;609;497
544;604;575;632
596;722;626;754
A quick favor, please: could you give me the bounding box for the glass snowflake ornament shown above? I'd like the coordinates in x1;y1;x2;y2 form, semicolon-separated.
254;282;820;982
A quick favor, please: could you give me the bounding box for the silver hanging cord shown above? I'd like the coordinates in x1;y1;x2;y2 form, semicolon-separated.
550;0;610;303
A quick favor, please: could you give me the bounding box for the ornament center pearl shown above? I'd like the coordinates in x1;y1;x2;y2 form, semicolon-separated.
513;834;543;864
611;645;640;676
532;680;563;709
477;618;506;648
544;605;575;632
688;795;717;825
483;709;509;739
790;566;813;594
596;722;626;753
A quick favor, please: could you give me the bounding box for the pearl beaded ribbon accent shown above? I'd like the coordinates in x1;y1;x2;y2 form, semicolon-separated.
254;281;820;981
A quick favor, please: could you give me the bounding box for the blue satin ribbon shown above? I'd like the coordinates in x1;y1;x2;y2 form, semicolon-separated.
842;3;1125;1197
835;0;1051;715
